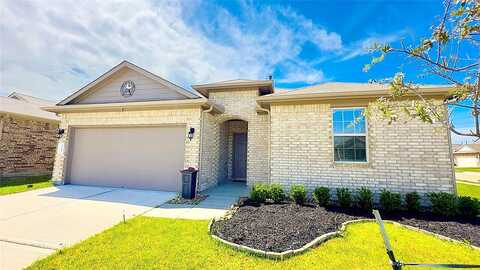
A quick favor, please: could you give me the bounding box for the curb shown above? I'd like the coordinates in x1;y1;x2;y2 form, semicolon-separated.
0;238;62;250
209;216;479;260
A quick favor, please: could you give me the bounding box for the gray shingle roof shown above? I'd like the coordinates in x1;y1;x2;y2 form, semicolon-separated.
269;82;451;96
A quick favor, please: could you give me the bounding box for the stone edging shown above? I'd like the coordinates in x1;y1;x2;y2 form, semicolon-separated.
208;217;479;260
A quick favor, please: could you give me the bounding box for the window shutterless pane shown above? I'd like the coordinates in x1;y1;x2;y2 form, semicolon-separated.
354;109;362;117
343;121;355;133
355;119;366;133
333;108;367;162
344;149;355;161
355;148;367;162
354;136;366;148
333;121;343;133
333;110;343;122
334;149;342;161
334;136;344;147
343;110;354;121
343;136;354;148
334;135;366;162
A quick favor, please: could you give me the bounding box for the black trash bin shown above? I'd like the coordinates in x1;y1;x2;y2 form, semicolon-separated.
180;167;197;199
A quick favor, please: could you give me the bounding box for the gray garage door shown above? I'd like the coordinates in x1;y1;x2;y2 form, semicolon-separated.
67;126;185;191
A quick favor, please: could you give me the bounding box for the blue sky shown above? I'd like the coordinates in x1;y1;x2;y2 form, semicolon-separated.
0;0;473;143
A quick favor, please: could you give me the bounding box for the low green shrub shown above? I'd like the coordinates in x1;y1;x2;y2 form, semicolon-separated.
313;187;330;207
379;189;401;213
250;184;269;204
356;187;373;210
428;192;457;217
290;184;307;205
268;184;286;203
336;188;353;208
405;192;421;212
457;196;480;219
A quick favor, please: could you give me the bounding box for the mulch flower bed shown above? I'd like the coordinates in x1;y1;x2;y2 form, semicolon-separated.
211;202;479;253
166;194;208;205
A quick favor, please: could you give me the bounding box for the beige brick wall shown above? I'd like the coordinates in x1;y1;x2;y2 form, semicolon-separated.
0;115;58;178
270;102;455;199
52;108;202;184
199;89;269;189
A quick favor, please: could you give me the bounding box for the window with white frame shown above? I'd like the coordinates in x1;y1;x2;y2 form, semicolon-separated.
333;108;367;162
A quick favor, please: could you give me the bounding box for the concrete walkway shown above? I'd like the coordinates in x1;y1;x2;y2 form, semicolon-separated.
145;182;249;220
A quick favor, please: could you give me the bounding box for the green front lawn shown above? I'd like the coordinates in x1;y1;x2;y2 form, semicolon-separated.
457;181;480;200
28;217;479;270
456;167;480;173
0;175;53;196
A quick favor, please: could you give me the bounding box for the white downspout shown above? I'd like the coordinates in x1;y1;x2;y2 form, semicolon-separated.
256;105;271;184
198;104;214;192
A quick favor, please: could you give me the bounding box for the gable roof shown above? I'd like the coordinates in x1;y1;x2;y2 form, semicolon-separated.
1;94;59;122
58;60;201;105
192;79;273;97
258;82;452;104
454;144;480;154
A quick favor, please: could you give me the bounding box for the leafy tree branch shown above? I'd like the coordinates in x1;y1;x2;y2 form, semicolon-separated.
364;0;480;140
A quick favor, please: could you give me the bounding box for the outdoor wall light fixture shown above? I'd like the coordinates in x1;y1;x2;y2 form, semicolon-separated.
188;128;195;141
56;128;65;139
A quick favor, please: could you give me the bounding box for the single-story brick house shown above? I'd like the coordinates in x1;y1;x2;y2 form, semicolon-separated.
45;60;456;196
0;92;59;178
453;144;480;167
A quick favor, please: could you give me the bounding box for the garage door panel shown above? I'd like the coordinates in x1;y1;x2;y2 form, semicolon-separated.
67;126;185;191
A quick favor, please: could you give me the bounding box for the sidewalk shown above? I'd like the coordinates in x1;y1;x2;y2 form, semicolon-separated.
456;172;480;184
145;182;249;220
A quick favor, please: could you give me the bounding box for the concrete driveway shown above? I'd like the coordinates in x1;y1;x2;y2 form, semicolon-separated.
0;185;176;270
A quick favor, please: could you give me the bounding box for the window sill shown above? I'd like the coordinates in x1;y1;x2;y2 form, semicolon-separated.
333;161;371;169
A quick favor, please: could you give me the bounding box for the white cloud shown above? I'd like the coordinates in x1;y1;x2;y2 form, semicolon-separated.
0;0;343;100
276;61;325;84
340;32;405;61
279;8;343;51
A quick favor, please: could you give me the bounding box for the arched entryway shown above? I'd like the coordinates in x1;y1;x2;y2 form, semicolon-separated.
219;119;248;183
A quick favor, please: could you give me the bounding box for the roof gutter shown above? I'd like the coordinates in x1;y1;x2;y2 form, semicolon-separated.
43;99;224;114
257;87;452;105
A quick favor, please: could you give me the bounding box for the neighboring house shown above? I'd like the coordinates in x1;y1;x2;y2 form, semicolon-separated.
453;144;480;167
45;60;456;197
0;92;59;178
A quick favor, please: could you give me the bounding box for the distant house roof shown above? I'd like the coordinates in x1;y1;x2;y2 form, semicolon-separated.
0;93;59;122
8;92;56;107
454;144;480;154
258;82;452;104
452;144;463;152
